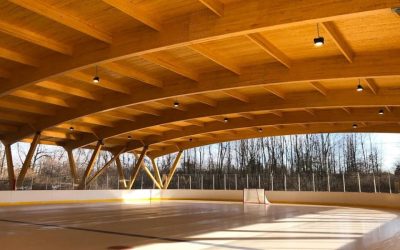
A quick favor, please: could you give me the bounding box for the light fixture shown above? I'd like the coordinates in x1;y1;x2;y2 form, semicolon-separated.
224;118;229;123
357;79;364;92
258;128;263;133
352;124;358;129
379;109;384;115
174;101;180;108
93;65;100;83
69;126;74;132
313;23;324;47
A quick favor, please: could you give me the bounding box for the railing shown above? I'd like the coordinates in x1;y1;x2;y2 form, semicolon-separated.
1;172;399;193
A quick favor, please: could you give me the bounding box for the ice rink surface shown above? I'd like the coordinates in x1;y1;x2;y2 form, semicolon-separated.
1;201;400;250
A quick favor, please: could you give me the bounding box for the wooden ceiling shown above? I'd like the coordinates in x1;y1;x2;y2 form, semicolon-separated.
0;0;399;158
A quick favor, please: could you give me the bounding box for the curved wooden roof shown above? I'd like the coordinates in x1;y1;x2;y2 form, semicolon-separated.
0;0;399;158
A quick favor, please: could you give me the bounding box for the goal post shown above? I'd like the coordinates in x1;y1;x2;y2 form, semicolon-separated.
243;188;268;204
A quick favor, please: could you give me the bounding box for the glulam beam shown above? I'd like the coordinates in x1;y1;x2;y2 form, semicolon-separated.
148;123;400;158
128;146;148;189
5;42;400;144
132;152;162;189
129;105;161;116
86;147;125;186
102;0;162;31
163;151;183;189
0;99;55;115
0;0;396;98
141;53;199;81
66;71;131;94
78;140;103;189
151;158;163;188
11;90;72;108
199;0;224;16
66;149;79;184
37;81;102;101
16;132;41;188
9;0;112;43
363;78;379;95
263;86;286;99
188;44;240;74
115;157;127;189
188;94;217;107
0;20;72;55
5;144;16;190
65;89;400;149
310;81;328;96
102;62;163;88
0;47;39;66
246;33;291;68
222;90;249;102
321;21;354;63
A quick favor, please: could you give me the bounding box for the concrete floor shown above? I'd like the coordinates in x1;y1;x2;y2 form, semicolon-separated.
0;201;400;250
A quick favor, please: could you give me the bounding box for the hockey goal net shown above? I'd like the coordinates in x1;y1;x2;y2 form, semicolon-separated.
243;189;267;204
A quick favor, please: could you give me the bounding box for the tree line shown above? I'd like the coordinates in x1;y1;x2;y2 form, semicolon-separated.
0;133;398;188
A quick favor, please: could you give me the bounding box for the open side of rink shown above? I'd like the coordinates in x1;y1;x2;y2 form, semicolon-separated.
1;190;400;250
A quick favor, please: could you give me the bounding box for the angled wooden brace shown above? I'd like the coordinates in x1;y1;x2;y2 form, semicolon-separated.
128;146;148;189
16;132;41;188
78;140;103;189
66;148;79;184
133;152;162;189
115;156;127;189
86;147;126;186
163;150;183;189
5;144;16;190
151;158;163;188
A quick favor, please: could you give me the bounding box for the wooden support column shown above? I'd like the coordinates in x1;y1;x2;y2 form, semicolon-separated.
115;157;127;189
86;147;125;186
163;151;183;189
151;158;163;188
78;140;103;189
141;163;162;189
128;146;148;189
5;144;15;190
66;149;79;184
16;132;41;188
133;152;162;189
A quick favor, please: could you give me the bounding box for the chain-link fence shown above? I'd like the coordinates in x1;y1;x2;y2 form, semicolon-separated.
1;172;400;193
